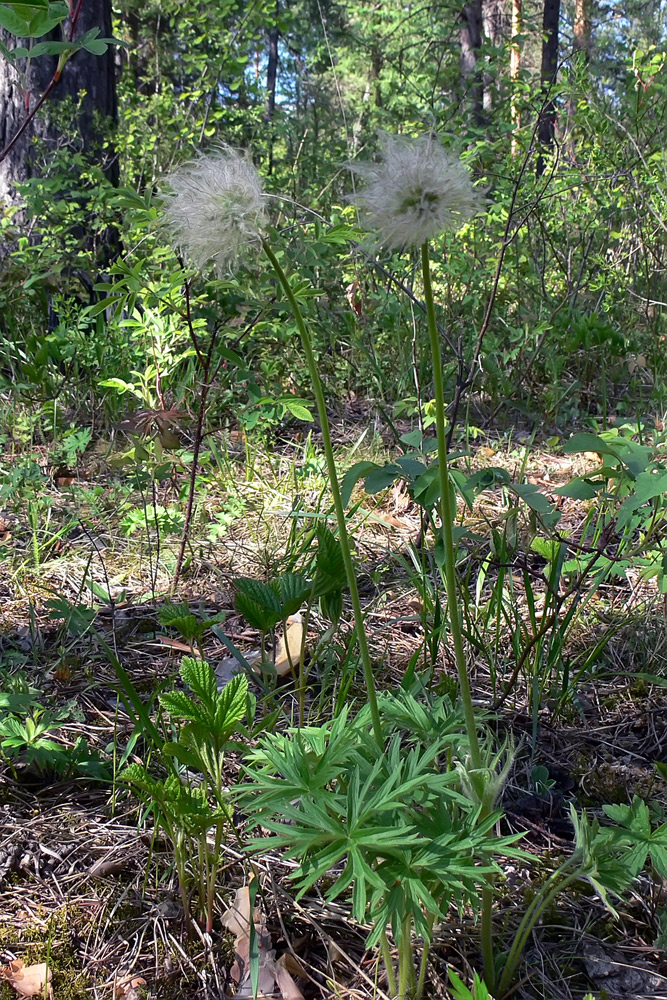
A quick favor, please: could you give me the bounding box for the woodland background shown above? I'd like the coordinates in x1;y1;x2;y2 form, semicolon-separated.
0;2;666;1000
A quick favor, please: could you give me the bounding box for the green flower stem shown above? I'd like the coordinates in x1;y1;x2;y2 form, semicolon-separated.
262;239;384;746
397;915;414;1000
420;243;481;769
380;931;397;996
415;914;436;1000
496;864;580;997
480;884;495;994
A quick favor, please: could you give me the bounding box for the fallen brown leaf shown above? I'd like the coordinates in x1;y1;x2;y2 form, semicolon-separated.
89;856;132;878
221;885;305;1000
273;614;304;677
0;960;52;998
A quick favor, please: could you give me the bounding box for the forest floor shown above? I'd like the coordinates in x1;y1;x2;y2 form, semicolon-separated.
1;419;666;1000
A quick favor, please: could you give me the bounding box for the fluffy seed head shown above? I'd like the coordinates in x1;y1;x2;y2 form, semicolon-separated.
348;132;478;249
160;146;267;275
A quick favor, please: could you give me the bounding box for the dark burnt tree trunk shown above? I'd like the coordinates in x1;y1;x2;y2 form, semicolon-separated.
0;0;118;207
460;0;484;126
265;3;279;174
536;0;561;174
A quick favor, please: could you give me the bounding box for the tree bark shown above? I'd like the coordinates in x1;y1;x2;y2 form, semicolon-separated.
536;0;561;174
460;0;484;125
0;0;117;207
481;0;507;114
573;0;592;58
265;23;279;122
510;0;522;155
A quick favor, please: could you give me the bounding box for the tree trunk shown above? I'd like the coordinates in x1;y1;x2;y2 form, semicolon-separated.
510;0;522;155
562;0;592;163
460;0;484;125
536;0;561;174
264;2;279;175
481;0;507;115
0;0;117;207
265;23;279;122
573;0;592;58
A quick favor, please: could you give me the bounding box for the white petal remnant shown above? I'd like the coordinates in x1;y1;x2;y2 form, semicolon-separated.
160;146;267;275
348;132;479;249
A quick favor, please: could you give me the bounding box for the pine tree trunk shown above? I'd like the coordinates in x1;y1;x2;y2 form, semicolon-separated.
510;0;522;155
460;0;484;125
536;0;561;174
0;0;117;207
573;0;592;58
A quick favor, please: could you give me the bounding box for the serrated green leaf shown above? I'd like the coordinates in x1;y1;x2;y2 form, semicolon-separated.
341;461;378;507
212;673;248;736
235;592;282;631
162;740;203;771
562;432;621;457
159;689;202;722
235;577;282;618
180;656;217;706
364;462;403;494
277;572;311;615
312;525;346;597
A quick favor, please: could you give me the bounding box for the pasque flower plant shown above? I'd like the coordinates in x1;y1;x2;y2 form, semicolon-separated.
348;132;482;768
348;131;478;250
160;145;267;275
160;146;384;743
347;131;503;988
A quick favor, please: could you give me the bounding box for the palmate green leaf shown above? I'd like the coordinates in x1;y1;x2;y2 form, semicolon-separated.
240;714;364;812
649;843;667;879
448;969;493;1000
368;876;444;946
603;796;651;838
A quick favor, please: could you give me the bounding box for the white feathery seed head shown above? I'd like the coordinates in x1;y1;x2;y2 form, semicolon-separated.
160;146;267;275
348;131;479;249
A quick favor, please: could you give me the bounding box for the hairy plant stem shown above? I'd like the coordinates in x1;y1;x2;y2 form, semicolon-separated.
421;243;496;988
415;913;436;999
496;865;580;997
262;239;383;745
397;915;414;1000
420;243;481;768
380;931;397;996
